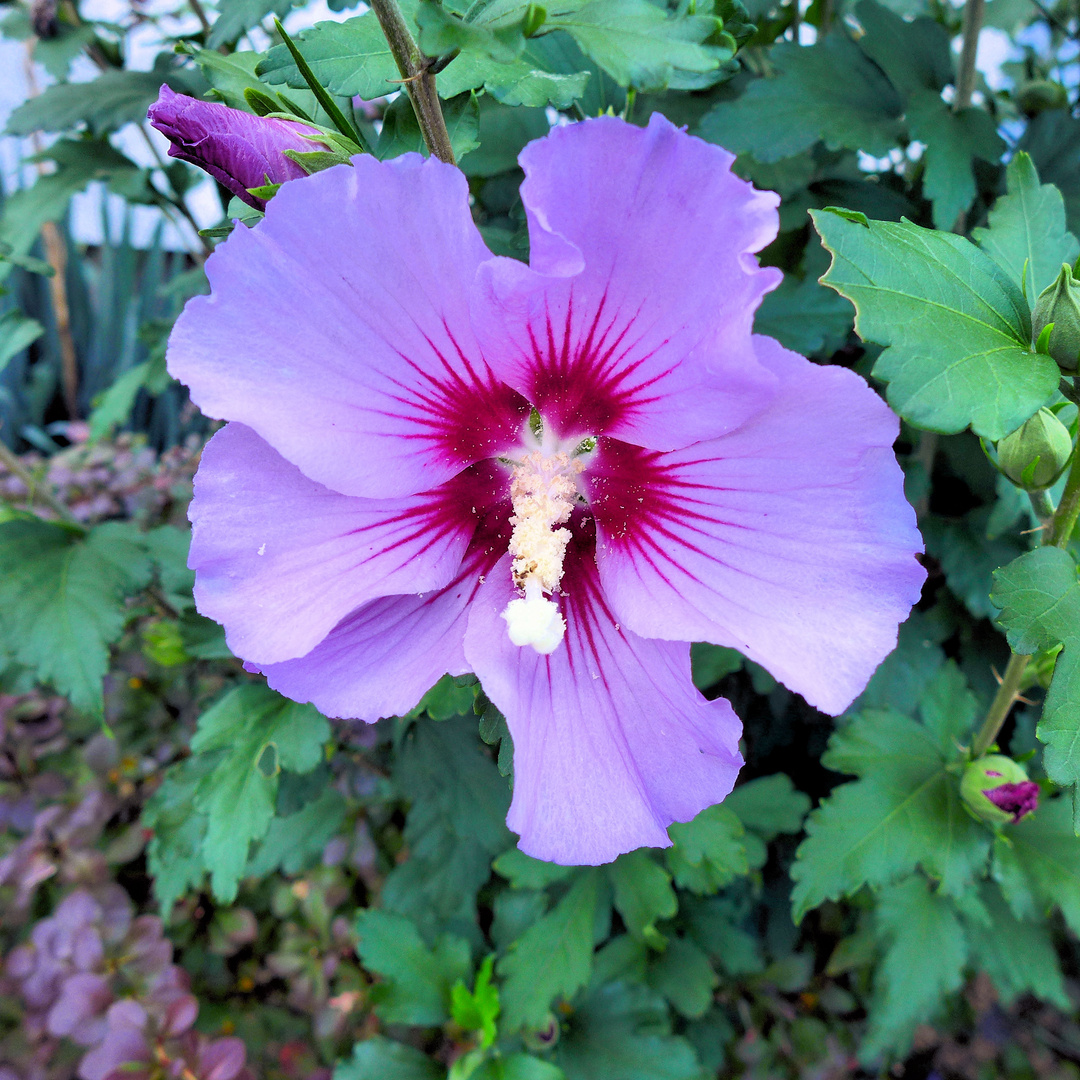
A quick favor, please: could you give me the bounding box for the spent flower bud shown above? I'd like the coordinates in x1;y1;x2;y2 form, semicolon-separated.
996;407;1074;490
147;86;330;211
1033;262;1080;372
961;754;1039;825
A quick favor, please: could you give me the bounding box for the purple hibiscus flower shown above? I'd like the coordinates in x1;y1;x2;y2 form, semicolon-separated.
148;86;329;211
167;114;925;865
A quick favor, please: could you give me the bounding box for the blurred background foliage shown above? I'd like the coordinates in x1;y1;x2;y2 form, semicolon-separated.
2;0;1080;1075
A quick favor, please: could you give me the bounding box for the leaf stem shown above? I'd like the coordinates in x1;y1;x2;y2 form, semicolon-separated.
954;0;985;111
1049;446;1080;548
367;0;456;164
971;651;1030;758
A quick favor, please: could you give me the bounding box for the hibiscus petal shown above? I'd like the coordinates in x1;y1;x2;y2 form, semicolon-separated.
169;155;529;499
475;113;780;449
188;423;491;664
464;546;743;866
588;336;926;716
260;560;490;720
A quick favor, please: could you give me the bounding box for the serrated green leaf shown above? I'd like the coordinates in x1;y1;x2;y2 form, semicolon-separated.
812;208;1056;439
437;37;590;106
992;546;1080;788
554;982;702;1080
451;954;501;1047
355;910;471;1025
494;847;575;889
993;796;1080;935
862;875;967;1059
857;610;946;714
974;152;1080;300
699;36;903;163
459;97;550;178
725;774;810;841
0;309;44;374
855;0;952;98
754;268;853;356
382;719;512;942
142;754;212;916
6;70;189;136
335;1036;442;1079
665;804;747;894
417;0;534;64
246;787;347;877
647;936;717;1019
209;0;297;48
498;868;600;1031
0;519;152;714
545;0;732;92
190;684;330;902
471;1055;565;1080
256;12;402;99
917;661;979;756
791;707;990;919
607;850;677;946
963;886;1069;1009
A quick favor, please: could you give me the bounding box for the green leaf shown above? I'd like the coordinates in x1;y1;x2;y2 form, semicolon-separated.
451;954;501;1047
922;506;1027;620
209;0;297;47
698;36;903;163
408;673;478;719
812;208;1056;439
335;1036;442;1080
974;152;1080;300
437;37;590;107
0;309;44;374
545;0;733;92
377;91;481;161
417;0;536;64
0;11;98;80
382;718;512;941
858;610;946;715
754;267;853;356
554;982;702;1080
862;875;967;1059
142;754;211;915
907;92;1004;230
0;520;152;714
0;140;145;272
471;1055;565;1080
963;886;1069;1009
646;936;717;1019
791;702;990;920
494;847;576;889
665;805;748;894
246;786;347;877
256;12;401;99
355;910;471;1025
498;868;600;1031
6;70;189;136
993;796;1080;935
189;684;330;902
992;546;1080;789
689;642;743;690
725;774;811;842
459;97;550;178
607;850;677;946
854;0;952;99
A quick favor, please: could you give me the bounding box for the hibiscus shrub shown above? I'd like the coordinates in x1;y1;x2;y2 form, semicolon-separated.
3;0;1080;1076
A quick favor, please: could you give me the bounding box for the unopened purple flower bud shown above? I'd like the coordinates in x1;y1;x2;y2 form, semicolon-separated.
147;86;330;211
961;754;1040;825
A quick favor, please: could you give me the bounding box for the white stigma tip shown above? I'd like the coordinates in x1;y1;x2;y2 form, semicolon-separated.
502;590;566;655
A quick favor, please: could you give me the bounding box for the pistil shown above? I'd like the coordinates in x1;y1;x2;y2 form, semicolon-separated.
501;450;582;655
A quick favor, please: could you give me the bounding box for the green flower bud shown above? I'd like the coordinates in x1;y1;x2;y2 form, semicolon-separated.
522;1012;560;1052
960;755;1039;826
1016;79;1069;115
996;408;1074;490
1033;262;1080;372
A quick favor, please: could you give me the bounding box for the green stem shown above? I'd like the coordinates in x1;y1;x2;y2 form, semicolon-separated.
0;436;84;530
954;0;985;111
972;442;1080;757
1029;487;1055;526
367;0;456;164
971;651;1031;758
1049;447;1080;548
